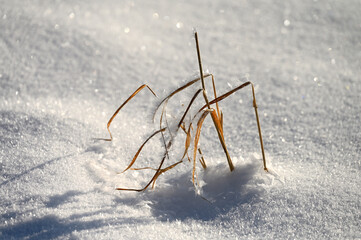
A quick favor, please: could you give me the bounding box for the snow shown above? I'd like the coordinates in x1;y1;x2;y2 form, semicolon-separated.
1;0;360;239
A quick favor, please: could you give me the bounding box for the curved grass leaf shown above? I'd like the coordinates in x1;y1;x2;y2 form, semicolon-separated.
101;84;157;141
192;110;211;185
199;81;251;112
121;127;166;173
152;74;212;122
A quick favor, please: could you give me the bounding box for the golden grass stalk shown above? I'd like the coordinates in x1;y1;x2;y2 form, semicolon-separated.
209;109;234;171
210;74;222;121
197;81;267;171
195;32;234;172
251;83;268;171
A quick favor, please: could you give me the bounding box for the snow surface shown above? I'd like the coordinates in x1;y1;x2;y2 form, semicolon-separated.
1;0;360;239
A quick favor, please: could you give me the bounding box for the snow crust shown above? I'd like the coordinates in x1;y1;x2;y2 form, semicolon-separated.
1;0;360;239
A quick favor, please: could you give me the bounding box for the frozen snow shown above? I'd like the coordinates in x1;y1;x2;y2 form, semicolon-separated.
1;0;360;239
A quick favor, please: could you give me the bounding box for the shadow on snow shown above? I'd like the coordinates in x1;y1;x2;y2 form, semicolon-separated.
146;160;265;221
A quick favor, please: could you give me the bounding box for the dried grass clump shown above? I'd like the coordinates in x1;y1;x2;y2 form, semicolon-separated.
100;32;268;192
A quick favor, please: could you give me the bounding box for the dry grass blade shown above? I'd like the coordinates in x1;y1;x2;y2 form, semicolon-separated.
210;110;234;171
198;81;267;171
251;83;268;171
130;160;182;172
121;127;166;173
180;118;205;165
177;89;202;128
179;123;186;132
210;110;224;138
198;148;207;169
152;74;212;121
199;81;251;112
181;122;193;160
195;32;206;92
220;111;224;129
195;32;234;171
116;153;167;192
192;110;210;185
159;99;173;158
128;160;184;190
151;160;183;189
159;98;171;131
117;131;175;192
210;74;221;120
129;167;158;171
100;84;157;141
178;93;233;172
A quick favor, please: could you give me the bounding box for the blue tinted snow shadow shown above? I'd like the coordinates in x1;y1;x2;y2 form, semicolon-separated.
0;154;75;188
0;215;93;239
45;190;84;208
0;214;149;239
1;198;151;240
147;161;265;221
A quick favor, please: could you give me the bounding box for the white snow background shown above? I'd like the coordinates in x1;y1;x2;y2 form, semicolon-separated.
1;0;360;239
